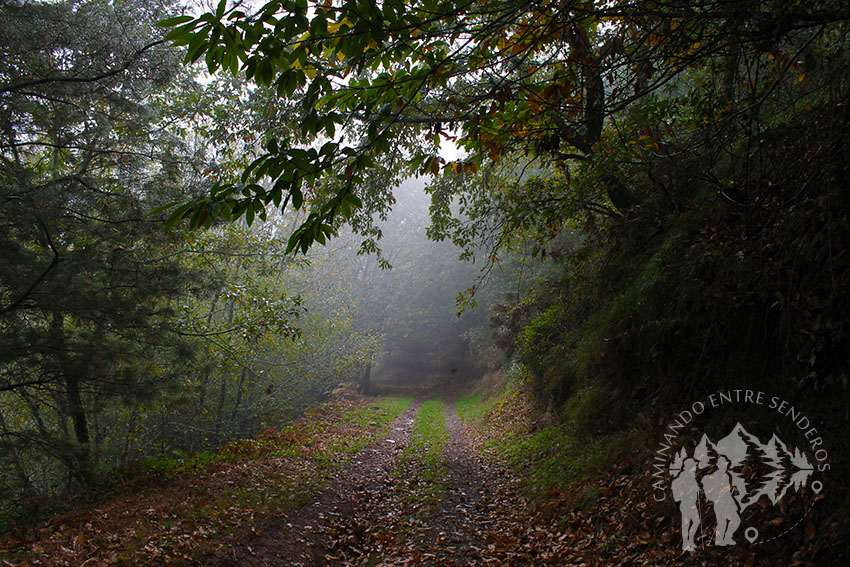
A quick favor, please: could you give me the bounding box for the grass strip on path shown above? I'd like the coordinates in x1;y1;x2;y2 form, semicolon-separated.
395;398;448;515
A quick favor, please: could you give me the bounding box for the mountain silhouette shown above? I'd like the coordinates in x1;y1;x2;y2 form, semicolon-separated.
671;423;813;510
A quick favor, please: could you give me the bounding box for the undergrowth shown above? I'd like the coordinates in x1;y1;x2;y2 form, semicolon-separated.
460;380;631;513
0;393;411;566
455;393;497;423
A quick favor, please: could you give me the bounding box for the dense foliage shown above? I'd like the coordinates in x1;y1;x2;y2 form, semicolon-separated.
0;0;200;505
1;0;849;557
0;0;388;522
160;0;850;408
161;0;849;247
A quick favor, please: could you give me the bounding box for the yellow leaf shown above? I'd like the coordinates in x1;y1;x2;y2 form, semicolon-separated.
327;18;352;33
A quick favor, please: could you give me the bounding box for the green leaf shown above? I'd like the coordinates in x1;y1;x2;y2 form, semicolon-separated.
163;22;198;42
346;193;363;208
156;15;195;28
148;200;180;217
163;203;192;230
271;185;283;207
186;34;210;64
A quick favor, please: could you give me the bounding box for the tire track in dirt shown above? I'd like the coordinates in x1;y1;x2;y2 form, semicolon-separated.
376;400;538;566
222;396;548;566
221;399;422;566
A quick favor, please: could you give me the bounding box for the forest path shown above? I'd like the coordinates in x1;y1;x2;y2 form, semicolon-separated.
224;396;542;566
375;399;538;566
222;399;422;566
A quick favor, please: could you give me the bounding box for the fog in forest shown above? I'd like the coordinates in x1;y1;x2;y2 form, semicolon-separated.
6;2;849;561
318;177;490;392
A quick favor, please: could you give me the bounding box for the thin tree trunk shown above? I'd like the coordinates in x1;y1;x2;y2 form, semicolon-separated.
64;372;92;483
196;294;221;423
213;291;240;443
194;365;213;451
193;291;220;448
242;371;261;437
213;377;227;444
20;391;50;438
230;366;249;432
159;395;166;453
360;362;372;396
120;407;138;467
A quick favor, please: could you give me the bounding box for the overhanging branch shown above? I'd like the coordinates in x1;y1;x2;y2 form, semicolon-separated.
0;40;165;95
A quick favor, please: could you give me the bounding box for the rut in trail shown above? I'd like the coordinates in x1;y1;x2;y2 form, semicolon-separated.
222;400;420;566
376;401;536;566
223;398;539;567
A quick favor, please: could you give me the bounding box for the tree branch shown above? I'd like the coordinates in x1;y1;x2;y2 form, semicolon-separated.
0;222;64;315
0;40;165;95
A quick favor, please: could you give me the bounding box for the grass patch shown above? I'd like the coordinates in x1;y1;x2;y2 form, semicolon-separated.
466;381;632;513
396;399;448;513
496;424;630;503
455;393;498;424
219;396;412;513
355;396;412;424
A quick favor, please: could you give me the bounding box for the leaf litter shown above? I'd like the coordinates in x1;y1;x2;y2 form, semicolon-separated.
1;388;832;566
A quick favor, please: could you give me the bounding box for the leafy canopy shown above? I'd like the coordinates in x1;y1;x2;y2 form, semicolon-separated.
161;0;848;253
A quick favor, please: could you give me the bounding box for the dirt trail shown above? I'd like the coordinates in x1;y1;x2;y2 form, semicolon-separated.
223;397;540;566
378;401;535;566
223;400;422;566
210;393;823;567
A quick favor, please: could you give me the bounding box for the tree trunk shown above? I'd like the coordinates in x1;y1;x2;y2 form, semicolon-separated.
230;366;249;433
195;295;220;428
64;372;92;483
359;362;372;396
52;312;93;485
119;407;138;467
213;376;227;444
193;364;213;451
212;285;240;445
0;406;34;498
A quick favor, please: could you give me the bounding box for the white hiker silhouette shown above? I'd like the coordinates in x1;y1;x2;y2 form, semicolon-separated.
669;424;817;549
671;457;701;551
701;455;741;545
